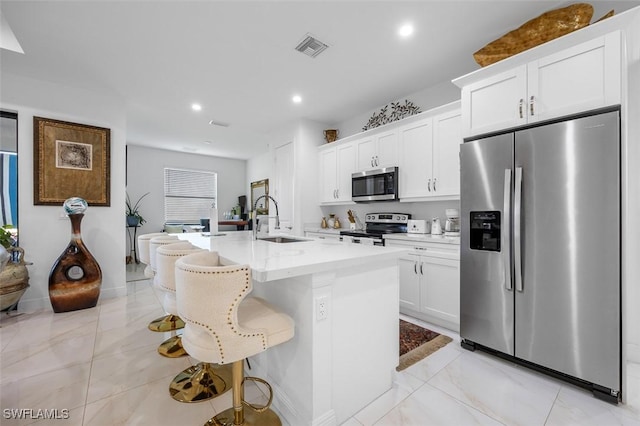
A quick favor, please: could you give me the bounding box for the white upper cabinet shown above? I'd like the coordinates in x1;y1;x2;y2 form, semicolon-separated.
355;129;398;171
398;117;433;199
399;103;461;201
319;142;356;204
432;109;462;197
460;31;621;137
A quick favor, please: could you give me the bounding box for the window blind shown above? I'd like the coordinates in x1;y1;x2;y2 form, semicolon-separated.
164;168;217;223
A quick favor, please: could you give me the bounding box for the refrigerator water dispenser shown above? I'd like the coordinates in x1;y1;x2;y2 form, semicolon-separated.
469;211;501;251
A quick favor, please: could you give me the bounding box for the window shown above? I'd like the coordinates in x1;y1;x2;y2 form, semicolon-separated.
164;167;217;224
0;111;18;228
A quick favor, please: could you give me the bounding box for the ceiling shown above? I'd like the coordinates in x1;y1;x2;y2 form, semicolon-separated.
1;1;637;160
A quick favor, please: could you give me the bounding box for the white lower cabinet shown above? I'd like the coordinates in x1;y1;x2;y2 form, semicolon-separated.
388;239;460;332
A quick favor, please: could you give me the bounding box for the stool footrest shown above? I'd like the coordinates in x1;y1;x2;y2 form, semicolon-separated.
242;376;274;413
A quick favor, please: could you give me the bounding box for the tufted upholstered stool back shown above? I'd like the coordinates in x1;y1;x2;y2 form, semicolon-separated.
155;242;205;316
148;235;180;281
175;251;294;366
137;232;165;278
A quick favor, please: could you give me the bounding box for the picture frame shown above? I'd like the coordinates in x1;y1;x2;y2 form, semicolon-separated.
250;179;269;215
34;117;110;206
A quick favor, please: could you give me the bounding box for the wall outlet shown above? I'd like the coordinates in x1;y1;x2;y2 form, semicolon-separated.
316;296;328;321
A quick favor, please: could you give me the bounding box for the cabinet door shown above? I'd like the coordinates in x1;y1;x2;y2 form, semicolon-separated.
375;130;398;168
319;147;337;203
398;118;433;199
420;256;460;328
461;66;527;137
335;143;356;202
432;110;462;197
527;31;621;123
399;256;420;311
355;136;376;170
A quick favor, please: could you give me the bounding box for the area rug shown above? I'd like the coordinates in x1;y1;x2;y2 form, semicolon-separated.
397;319;452;371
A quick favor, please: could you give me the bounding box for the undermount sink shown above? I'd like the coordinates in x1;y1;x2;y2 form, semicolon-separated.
259;236;309;244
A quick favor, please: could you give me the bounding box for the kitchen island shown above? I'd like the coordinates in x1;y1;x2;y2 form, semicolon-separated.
177;231;407;425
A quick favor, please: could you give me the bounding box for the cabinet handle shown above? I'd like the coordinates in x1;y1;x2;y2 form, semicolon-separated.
420;262;424;275
433;178;437;192
371;157;374;167
336;189;339;199
427;179;431;192
375;156;379;167
414;262;418;275
519;99;524;119
530;96;535;116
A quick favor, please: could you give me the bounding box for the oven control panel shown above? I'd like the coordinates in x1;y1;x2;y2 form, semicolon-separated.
365;213;410;223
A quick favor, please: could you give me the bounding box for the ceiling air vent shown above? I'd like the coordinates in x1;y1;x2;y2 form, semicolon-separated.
295;34;328;58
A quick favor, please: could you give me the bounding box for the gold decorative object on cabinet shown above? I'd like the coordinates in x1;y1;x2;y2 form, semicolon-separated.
473;3;613;67
323;129;339;143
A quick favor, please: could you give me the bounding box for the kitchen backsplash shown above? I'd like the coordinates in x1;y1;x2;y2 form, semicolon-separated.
319;200;459;229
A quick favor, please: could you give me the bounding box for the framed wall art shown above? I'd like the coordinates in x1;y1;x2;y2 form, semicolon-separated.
34;117;110;206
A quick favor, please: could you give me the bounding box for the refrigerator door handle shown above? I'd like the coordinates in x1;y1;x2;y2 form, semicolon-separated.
503;169;512;290
514;167;523;292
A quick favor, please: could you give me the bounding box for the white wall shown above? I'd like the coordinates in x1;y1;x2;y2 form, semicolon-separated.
247;119;327;236
0;73;127;311
333;80;460;140
126;145;246;235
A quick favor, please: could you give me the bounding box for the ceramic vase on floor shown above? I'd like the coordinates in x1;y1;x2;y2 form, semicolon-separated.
49;197;102;313
0;247;31;311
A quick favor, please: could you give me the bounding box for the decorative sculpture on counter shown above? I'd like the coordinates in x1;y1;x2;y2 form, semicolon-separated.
49;197;102;313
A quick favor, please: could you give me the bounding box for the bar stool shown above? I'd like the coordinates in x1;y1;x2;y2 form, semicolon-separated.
175;251;294;425
155;241;204;358
137;232;165;278
147;234;182;332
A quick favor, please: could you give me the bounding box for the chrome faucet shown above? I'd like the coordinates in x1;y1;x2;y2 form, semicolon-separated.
252;195;280;240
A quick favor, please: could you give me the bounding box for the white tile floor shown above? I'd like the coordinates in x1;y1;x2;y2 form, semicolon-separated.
0;263;638;426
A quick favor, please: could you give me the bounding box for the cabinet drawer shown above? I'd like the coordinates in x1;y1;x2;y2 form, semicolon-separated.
386;239;459;259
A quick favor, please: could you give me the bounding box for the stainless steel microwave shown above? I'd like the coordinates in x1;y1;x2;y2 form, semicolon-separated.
352;167;398;202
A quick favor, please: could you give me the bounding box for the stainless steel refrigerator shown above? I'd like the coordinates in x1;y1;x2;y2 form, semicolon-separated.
460;107;621;402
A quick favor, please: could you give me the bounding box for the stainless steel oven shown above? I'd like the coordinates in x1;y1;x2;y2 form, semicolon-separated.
340;213;409;246
352;167;398;202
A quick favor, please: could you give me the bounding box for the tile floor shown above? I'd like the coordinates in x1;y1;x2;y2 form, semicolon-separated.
0;263;637;425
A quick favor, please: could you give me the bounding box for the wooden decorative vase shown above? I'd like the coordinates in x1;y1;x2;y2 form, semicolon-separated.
49;197;102;313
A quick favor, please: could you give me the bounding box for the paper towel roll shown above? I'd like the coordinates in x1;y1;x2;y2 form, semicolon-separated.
209;208;218;233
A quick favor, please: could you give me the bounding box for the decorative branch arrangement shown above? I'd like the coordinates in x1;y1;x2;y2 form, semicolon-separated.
362;100;421;131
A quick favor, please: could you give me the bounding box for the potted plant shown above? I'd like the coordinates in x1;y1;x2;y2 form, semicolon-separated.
126;192;149;227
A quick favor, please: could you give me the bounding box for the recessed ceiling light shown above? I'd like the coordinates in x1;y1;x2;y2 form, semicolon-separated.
191;103;202;111
398;24;414;38
292;95;302;104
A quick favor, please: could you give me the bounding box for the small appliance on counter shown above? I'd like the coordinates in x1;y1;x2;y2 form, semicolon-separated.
407;219;430;234
431;217;442;235
444;208;460;237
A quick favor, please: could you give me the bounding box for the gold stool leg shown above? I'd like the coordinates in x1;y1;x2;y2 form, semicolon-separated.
148;314;185;332
157;334;187;358
205;359;282;426
169;362;233;403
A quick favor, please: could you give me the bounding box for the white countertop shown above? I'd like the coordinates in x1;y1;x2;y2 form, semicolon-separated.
177;231;408;282
383;233;461;245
